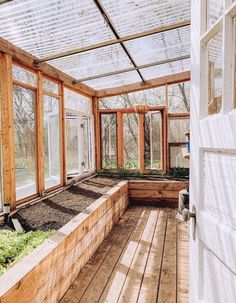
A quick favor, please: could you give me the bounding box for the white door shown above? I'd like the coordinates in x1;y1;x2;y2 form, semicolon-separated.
190;1;236;302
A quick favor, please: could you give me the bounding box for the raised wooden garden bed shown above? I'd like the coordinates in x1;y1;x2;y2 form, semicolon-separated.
0;181;129;303
129;180;188;206
0;179;188;302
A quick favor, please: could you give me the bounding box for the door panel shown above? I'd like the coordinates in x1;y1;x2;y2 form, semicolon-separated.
190;1;236;302
202;245;236;303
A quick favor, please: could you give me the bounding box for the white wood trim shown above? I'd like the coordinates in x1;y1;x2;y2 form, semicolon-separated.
222;14;234;113
200;17;223;44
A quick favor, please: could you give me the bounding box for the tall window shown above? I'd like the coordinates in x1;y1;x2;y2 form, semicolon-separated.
66;113;79;175
13;66;37;200
144;111;162;170
123;113;139;169
101;113;117;169
43;78;61;189
64;88;93;176
82;117;91;171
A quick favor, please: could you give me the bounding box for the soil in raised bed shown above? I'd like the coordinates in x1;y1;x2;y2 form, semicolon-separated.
10;177;118;232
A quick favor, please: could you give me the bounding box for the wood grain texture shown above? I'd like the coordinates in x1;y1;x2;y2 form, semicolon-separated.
0;181;129;303
0;53;16;209
96;71;190;98
60;206;189;303
0;37;95;96
129;180;188;206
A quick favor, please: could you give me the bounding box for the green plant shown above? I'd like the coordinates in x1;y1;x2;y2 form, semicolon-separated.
0;230;53;276
167;167;189;179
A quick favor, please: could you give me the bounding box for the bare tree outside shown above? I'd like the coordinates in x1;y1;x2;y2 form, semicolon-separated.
99;81;190;171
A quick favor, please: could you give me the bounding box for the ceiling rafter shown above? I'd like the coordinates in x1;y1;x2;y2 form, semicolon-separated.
78;55;190;82
34;21;191;65
0;0;12;4
92;0;145;82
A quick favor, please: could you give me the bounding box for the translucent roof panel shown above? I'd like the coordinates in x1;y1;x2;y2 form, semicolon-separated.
0;0;115;58
140;58;190;80
0;0;191;90
101;0;191;36
50;44;133;80
207;0;224;29
84;71;141;90
124;26;190;65
100;86;166;109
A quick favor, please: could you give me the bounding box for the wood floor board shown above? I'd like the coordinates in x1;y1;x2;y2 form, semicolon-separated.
60;206;189;303
79;207;149;303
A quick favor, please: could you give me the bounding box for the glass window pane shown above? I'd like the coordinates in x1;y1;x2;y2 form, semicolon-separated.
43;95;61;189
123;113;139;169
66;114;79;175
64;88;92;114
144;112;162;170
13;85;37;200
13;64;36;86
82;117;90;171
169;119;190;143
100;86;166;109
207;0;224;29
43;78;59;94
168;82;190;113
207;30;223;115
101;114;117;169
170;145;190;168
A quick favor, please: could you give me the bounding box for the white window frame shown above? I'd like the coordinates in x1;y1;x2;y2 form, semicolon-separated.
200;0;236;118
65;109;95;178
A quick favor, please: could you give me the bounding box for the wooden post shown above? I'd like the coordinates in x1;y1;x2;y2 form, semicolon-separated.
117;111;124;168
36;71;45;195
0;54;16;209
138;113;145;172
165;83;168;107
60;83;67;185
162;108;168;174
93;97;101;171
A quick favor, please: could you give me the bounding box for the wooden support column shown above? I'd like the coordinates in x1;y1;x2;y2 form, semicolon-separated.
162;108;168;174
93;97;101;171
117;112;124;168
36;71;44;195
0;54;16;209
165;83;168;107
138;113;145;172
60;83;67;185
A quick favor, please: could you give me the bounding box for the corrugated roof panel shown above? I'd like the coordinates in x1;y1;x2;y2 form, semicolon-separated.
0;0;115;58
124;26;190;65
83;71;141;90
0;0;191;89
49;44;133;80
140;58;190;80
101;0;191;36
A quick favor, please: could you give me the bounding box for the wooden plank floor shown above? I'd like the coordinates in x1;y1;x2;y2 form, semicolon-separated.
60;206;189;303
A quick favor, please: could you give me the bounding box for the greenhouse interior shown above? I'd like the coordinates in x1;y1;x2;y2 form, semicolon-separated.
0;0;236;303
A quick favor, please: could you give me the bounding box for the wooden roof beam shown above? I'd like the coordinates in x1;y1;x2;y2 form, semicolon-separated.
95;71;191;98
93;0;145;83
0;37;95;96
34;21;191;64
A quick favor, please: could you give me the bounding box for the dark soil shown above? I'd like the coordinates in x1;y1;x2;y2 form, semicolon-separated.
10;177;118;232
